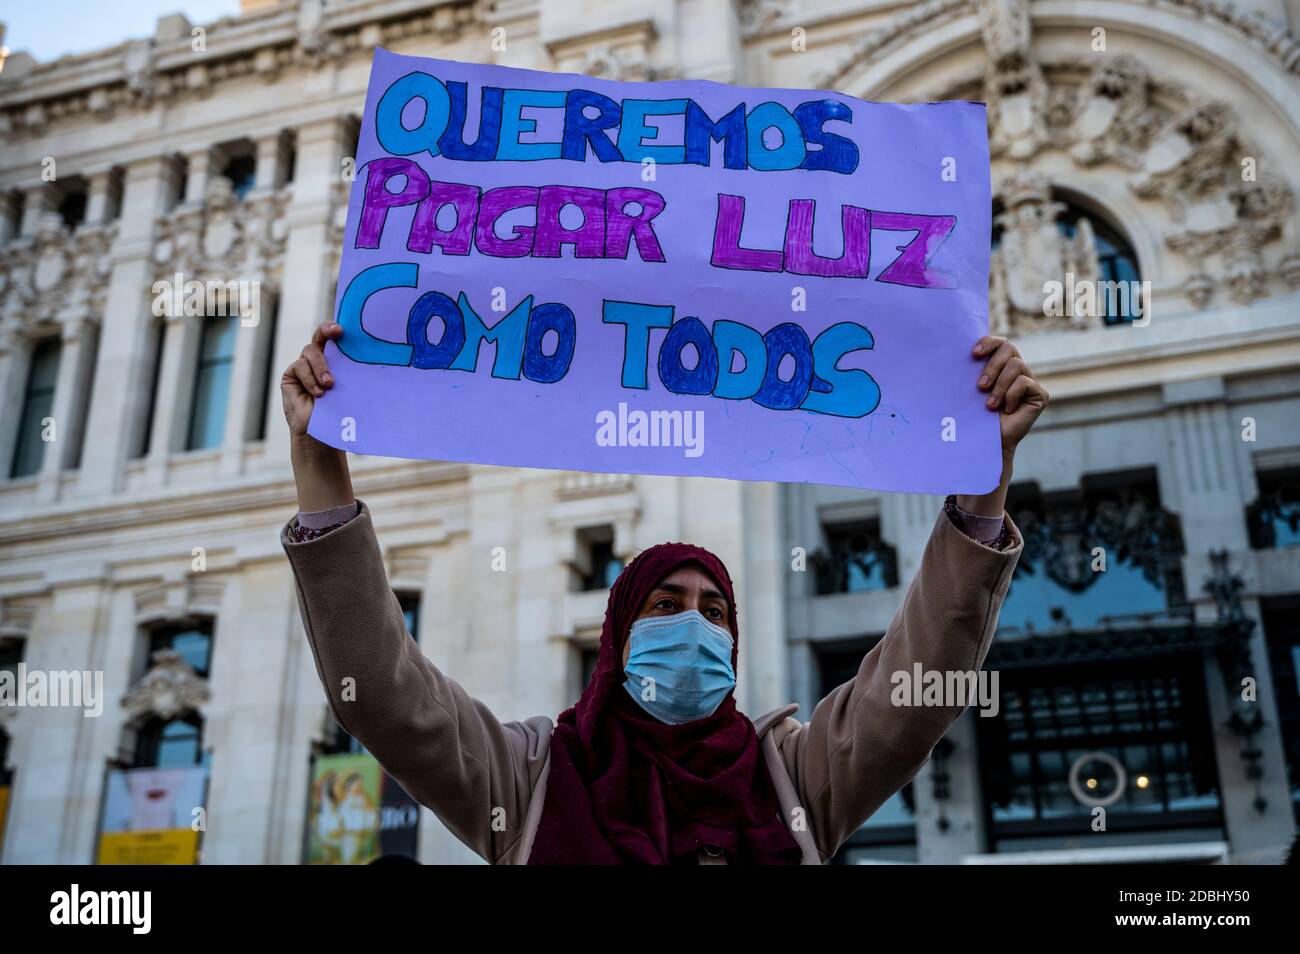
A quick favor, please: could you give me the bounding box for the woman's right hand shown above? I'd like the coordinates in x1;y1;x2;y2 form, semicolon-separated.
281;321;343;438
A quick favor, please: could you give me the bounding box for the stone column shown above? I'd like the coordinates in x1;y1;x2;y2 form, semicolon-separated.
83;169;115;227
264;116;348;468
252;130;289;193
18;184;53;237
219;301;270;477
182;146;221;207
143;312;201;484
1;578;108;864
914;710;988;863
36;315;98;502
1159;377;1294;860
76;155;181;498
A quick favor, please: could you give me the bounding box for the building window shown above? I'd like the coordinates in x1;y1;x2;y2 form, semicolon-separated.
146;620;214;680
1055;204;1141;325
11;338;61;478
574;525;623;591
187;317;239;450
991;191;1143;326
222;154;257;200
134;714;206;768
1000;469;1186;634
813;518;898;595
397;592;421;641
1246;466;1300;549
1261;596;1300;816
57;186;87;230
976;655;1223;851
815;637;917;862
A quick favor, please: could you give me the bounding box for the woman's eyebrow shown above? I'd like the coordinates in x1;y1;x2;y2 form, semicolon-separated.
649;581;729;605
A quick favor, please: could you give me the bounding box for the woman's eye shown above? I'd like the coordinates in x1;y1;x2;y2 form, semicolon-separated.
653;598;676;611
705;607;723;620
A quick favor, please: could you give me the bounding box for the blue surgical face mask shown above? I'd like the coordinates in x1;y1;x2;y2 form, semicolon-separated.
622;609;736;725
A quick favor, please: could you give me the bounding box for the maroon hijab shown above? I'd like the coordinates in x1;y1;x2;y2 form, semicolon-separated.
527;542;802;865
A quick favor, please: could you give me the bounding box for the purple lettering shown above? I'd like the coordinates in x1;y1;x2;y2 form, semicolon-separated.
872;211;957;289
474;186;539;258
783;200;871;278
605;187;666;263
356;157;430;249
408;181;482;255
710;194;784;272
534;185;606;258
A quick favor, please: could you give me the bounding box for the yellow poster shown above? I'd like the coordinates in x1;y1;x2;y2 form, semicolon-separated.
96;765;207;865
97;828;199;865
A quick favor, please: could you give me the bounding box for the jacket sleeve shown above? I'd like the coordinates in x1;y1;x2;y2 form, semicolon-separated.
774;508;1021;860
282;501;550;864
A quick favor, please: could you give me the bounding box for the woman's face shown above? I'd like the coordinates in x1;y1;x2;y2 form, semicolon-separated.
622;565;733;667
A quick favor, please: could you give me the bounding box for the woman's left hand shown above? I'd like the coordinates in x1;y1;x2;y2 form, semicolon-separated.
973;335;1049;462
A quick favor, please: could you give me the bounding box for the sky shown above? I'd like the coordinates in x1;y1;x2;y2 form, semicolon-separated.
1;1;242;62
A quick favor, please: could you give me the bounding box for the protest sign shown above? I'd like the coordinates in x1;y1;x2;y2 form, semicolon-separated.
311;48;998;492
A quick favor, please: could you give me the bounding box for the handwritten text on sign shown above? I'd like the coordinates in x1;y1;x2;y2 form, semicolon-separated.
312;49;998;492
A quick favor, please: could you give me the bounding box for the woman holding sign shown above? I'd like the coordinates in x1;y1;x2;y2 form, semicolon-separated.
281;321;1047;864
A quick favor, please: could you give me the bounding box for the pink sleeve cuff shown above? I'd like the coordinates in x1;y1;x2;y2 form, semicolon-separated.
952;504;1006;547
297;501;360;530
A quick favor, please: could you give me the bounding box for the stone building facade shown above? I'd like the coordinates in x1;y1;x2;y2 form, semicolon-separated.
0;0;1297;864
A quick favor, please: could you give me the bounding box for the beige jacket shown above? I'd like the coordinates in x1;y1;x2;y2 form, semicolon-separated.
283;501;1021;864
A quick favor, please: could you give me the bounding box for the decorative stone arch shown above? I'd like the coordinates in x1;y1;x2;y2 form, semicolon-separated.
819;0;1300;318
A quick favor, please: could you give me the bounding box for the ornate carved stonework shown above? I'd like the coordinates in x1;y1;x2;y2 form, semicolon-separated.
121;649;210;724
979;0;1049;160
1130;99;1239;215
1167;181;1297;306
577;45;656;83
0;214;115;338
152;177;290;287
968;10;1298;317
808;0;1300;319
1012;489;1185;598
990;169;1099;335
1066;54;1164;170
738;0;796;36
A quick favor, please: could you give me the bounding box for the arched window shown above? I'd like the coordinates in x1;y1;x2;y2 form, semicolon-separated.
991;184;1144;328
134;714;207;769
1056;202;1142;325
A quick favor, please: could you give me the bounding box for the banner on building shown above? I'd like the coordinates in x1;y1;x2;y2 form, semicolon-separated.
307;752;420;864
96;765;207;865
313;49;998;493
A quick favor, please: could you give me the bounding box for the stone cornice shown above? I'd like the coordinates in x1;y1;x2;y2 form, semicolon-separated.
0;0;482;137
813;0;1300;89
0;459;469;545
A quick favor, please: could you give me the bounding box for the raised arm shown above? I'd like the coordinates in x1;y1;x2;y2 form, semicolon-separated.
773;505;1021;859
773;333;1046;859
281;322;549;863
